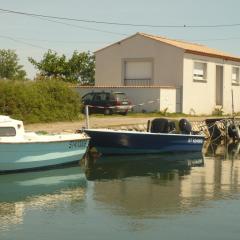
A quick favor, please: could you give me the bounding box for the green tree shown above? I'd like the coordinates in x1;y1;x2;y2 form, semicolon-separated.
29;50;67;79
29;50;95;85
67;51;95;85
0;49;27;80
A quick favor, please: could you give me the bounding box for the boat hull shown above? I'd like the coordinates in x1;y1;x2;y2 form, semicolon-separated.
85;129;205;155
0;139;89;172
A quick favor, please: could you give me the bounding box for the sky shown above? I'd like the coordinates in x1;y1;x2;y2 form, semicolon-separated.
1;0;240;78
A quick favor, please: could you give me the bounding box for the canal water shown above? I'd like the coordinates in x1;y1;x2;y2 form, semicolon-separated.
1;143;240;240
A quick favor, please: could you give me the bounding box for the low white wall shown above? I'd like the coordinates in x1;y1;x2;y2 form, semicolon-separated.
160;88;177;113
75;87;177;113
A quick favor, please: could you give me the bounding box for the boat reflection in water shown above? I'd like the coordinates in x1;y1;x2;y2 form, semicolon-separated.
84;152;205;219
85;152;204;181
84;145;240;219
0;166;87;231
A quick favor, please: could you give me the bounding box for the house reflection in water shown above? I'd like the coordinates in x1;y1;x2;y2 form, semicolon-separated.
87;144;240;218
0;203;24;231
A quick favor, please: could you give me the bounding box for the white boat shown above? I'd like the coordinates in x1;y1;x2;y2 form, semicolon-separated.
0;115;90;173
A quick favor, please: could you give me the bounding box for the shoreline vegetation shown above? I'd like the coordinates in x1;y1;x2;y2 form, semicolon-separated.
0;79;82;123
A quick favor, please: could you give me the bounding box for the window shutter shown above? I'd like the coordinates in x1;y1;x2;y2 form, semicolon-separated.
125;61;152;80
193;68;204;76
193;62;207;80
232;72;237;81
232;67;239;81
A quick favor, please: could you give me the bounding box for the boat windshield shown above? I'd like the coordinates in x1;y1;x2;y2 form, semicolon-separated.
0;127;16;137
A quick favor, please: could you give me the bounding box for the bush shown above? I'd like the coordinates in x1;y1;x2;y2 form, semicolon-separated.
0;79;82;123
212;107;224;116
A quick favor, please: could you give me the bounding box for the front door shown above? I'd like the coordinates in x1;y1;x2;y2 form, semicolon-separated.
216;65;223;106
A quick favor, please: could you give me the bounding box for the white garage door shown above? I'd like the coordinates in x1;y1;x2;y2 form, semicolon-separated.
124;61;152;85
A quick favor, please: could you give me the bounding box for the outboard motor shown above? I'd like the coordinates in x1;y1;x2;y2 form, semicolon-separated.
150;118;176;133
179;118;192;134
228;123;240;141
150;118;169;133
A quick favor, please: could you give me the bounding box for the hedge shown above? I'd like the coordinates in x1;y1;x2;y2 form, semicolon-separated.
0;79;82;123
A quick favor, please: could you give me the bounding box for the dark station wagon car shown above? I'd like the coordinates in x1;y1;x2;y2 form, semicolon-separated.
82;91;132;115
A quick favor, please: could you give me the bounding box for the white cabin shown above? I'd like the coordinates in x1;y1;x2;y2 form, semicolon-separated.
0;115;25;139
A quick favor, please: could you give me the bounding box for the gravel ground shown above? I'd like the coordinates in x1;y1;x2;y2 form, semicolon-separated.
25;116;155;133
25;115;213;134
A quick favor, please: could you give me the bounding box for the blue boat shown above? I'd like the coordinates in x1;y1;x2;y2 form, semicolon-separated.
0;116;90;173
84;118;205;155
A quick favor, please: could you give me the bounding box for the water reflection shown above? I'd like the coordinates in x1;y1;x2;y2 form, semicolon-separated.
0;166;87;231
1;143;240;236
85;152;205;218
85;145;240;218
85;152;204;180
205;142;240;160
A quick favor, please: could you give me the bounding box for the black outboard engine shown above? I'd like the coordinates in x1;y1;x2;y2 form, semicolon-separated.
150;118;169;133
228;123;240;141
179;118;192;134
150;118;176;133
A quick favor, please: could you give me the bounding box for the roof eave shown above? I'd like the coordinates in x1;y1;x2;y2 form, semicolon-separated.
185;49;240;63
94;33;139;54
139;33;184;51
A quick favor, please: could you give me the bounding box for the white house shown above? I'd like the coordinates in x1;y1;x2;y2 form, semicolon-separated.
77;32;240;114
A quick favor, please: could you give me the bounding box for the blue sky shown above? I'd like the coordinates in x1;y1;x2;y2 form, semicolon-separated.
1;0;240;78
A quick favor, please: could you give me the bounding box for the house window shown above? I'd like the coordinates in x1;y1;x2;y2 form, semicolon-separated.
193;62;207;81
124;60;153;86
232;67;240;85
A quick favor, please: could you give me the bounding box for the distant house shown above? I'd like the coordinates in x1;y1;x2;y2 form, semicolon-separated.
77;32;240;114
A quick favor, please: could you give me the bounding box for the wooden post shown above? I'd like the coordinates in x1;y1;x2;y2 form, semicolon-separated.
232;89;235;120
85;105;90;129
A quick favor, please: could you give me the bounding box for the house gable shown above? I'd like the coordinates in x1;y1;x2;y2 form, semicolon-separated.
95;33;184;87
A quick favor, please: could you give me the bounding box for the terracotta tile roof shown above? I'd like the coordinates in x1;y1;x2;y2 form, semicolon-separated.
95;32;240;62
139;32;240;62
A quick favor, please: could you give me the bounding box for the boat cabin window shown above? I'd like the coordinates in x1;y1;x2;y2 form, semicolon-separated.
0;127;16;137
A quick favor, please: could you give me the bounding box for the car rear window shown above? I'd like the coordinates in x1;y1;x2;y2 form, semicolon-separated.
114;93;128;101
